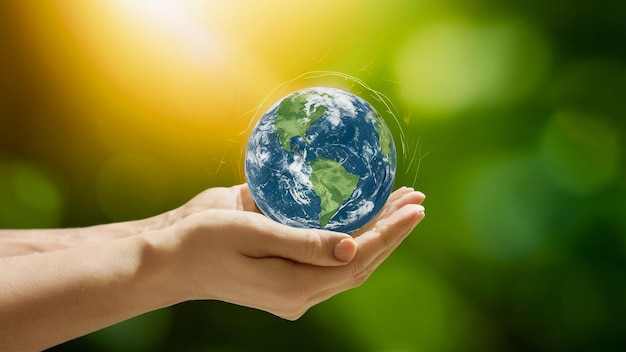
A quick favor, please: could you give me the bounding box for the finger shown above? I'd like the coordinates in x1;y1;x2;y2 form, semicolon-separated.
357;206;425;274
305;204;425;302
385;186;413;205
377;187;415;216
243;216;357;266
294;203;424;291
386;187;426;209
353;189;425;237
379;188;425;218
281;205;425;310
237;183;262;213
354;203;425;263
380;191;425;221
248;200;425;316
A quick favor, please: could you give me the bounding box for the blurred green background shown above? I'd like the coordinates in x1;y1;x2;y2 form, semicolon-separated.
2;0;626;351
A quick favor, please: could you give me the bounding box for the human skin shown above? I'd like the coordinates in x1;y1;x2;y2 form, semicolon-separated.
0;183;425;351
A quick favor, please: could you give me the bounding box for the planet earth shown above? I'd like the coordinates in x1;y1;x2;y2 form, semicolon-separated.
245;87;396;233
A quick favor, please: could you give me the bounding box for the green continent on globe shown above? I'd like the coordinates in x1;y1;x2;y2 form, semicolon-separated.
274;92;328;152
309;158;360;227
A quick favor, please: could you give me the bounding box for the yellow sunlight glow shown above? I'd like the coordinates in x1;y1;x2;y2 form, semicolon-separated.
113;1;226;67
51;0;273;127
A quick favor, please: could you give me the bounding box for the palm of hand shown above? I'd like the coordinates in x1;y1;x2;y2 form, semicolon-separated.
176;184;260;217
179;183;422;237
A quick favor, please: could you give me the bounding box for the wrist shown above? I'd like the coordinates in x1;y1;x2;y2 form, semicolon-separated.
97;206;182;240
136;225;194;305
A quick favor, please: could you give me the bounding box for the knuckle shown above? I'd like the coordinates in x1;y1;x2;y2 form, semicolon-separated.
350;257;366;278
304;231;323;263
350;263;373;288
376;225;394;251
371;225;394;251
351;269;372;287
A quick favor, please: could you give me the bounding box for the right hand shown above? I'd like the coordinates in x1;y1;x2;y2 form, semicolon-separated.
155;184;425;320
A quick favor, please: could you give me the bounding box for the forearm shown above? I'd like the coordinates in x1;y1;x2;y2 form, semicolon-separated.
0;212;175;257
0;231;181;351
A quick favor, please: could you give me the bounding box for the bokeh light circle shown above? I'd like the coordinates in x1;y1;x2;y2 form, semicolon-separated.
395;17;551;116
463;154;554;260
0;158;64;228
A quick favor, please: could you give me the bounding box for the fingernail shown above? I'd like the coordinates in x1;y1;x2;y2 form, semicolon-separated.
407;206;425;233
334;238;357;262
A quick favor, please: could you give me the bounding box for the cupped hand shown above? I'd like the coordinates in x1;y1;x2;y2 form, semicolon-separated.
173;184;260;215
161;184;425;320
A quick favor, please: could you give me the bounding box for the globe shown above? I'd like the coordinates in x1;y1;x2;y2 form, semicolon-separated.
245;87;396;233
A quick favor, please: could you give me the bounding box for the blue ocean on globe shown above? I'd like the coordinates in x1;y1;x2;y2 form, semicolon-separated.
245;87;396;233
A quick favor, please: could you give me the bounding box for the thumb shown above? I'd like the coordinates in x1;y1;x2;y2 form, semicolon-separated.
249;220;357;266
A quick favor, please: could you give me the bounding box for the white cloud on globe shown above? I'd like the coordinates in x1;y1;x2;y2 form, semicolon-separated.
287;155;310;185
344;199;375;227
